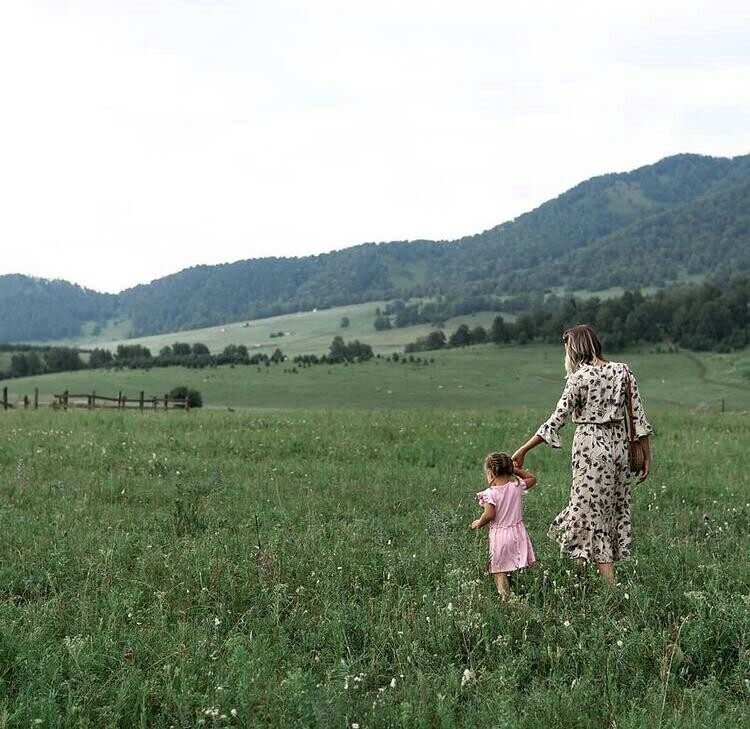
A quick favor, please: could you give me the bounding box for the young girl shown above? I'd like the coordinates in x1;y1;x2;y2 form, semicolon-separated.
470;452;537;601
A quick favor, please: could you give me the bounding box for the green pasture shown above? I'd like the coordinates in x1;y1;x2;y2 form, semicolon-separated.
51;301;510;356
3;344;750;413
0;406;747;726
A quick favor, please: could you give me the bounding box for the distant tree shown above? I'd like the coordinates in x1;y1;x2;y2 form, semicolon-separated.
192;342;210;355
172;342;191;356
490;316;511;344
26;351;44;375
448;324;471;348
340;316;350;328
270;347;285;363
329;336;347;362
159;345;173;357
373;315;391;331
404;329;445;353
470;325;488;344
89;348;114;369
44;347;84;373
426;330;446;349
115;344;152;362
345;340;373;361
10;353;29;378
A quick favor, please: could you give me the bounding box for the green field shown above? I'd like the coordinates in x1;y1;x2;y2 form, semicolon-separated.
1;345;749;725
3;344;750;413
48;301;510;357
0;404;747;726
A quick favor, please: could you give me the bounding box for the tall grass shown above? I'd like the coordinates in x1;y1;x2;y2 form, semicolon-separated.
0;408;747;727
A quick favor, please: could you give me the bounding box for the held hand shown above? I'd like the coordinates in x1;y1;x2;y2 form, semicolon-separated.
511;449;525;468
637;458;651;483
470;519;482;530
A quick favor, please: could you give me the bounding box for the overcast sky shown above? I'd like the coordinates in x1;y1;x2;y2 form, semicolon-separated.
1;1;748;293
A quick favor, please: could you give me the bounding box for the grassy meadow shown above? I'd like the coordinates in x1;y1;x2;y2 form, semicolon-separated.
1;344;749;726
0;404;747;727
3;344;750;413
44;301;510;357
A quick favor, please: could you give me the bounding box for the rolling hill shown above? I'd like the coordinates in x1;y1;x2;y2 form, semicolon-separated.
2;151;749;342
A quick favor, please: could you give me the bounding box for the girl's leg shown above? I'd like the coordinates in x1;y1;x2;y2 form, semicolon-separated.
494;572;511;601
596;562;615;586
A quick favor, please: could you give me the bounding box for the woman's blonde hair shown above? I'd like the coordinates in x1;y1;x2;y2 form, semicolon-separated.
563;324;603;375
484;452;514;478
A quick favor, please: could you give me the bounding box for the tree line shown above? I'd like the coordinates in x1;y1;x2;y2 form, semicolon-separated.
405;277;750;353
0;337;379;381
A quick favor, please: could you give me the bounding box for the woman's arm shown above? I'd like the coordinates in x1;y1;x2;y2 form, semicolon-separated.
512;435;544;469
628;367;653;439
521;376;581;457
637;434;651;483
470;503;495;530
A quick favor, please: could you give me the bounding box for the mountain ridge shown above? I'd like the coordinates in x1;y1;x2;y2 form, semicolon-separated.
2;151;749;342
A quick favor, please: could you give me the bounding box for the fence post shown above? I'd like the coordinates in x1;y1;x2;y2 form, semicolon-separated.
2;386;7;410
23;394;29;409
92;390;96;409
87;394;92;409
185;396;190;413
34;387;38;410
139;391;144;411
118;391;123;409
164;394;168;410
122;395;127;409
64;390;69;410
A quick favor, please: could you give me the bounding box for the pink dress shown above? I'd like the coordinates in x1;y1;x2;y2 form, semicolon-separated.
476;477;536;574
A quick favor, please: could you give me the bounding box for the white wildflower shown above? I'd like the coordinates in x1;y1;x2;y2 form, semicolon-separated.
461;668;474;687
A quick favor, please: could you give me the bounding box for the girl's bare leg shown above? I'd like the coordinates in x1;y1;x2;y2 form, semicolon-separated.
494;573;511;601
596;562;615;586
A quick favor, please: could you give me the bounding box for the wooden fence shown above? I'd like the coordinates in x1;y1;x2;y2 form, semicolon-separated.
1;386;189;412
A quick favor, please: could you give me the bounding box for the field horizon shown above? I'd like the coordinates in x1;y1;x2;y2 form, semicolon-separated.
3;343;750;414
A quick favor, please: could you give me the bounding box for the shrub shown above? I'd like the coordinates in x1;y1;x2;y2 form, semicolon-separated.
168;386;203;408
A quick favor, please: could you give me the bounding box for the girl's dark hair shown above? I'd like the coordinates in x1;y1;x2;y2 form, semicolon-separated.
484;452;514;477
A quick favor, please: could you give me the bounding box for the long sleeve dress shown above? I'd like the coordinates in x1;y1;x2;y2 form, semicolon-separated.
536;361;652;563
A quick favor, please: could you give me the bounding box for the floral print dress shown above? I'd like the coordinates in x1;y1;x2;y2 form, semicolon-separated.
536;362;652;563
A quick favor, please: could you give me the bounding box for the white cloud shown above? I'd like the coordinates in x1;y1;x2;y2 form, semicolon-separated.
0;0;748;292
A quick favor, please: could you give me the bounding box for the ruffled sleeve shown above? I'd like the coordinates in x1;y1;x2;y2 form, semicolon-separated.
625;366;653;439
476;488;498;507
536;375;581;448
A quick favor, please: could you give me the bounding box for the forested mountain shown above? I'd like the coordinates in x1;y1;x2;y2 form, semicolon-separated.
2;152;749;341
0;275;115;341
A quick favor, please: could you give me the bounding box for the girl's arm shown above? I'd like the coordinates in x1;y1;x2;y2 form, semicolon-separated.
514;465;537;490
470;503;495;530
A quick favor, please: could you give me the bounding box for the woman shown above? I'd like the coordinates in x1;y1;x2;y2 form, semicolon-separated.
512;324;652;585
